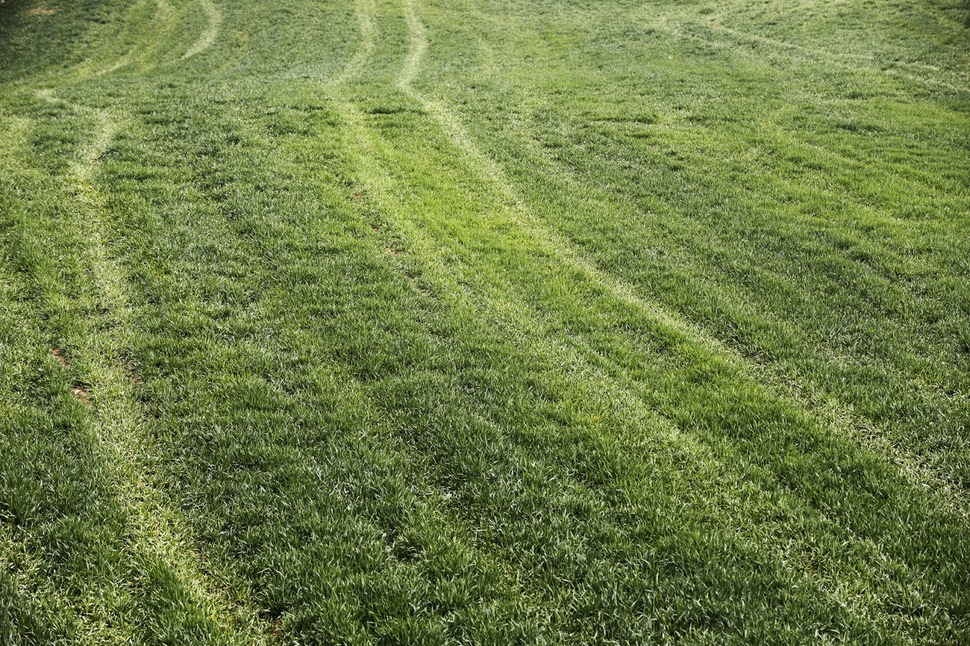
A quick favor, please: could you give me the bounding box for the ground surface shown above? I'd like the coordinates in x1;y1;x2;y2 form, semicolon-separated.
1;0;969;643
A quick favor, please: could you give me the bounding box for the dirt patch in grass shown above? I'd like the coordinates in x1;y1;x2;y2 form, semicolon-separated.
51;348;68;366
25;7;56;16
72;386;90;407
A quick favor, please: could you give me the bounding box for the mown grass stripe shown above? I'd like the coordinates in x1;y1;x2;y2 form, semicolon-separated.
35;85;270;644
182;0;223;61
393;0;969;522
328;90;961;639
2;0;967;641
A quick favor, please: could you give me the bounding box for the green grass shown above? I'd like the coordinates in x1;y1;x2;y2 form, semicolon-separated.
1;0;968;643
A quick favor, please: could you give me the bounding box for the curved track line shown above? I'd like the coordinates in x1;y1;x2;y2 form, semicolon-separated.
39;92;268;645
397;0;426;90
627;1;969;94
659;19;969;94
509;102;970;515
315;5;966;633
34;0;178;85
394;0;968;519
330;0;377;86
78;0;170;79
327;96;925;637
339;11;965;627
99;0;177;76
0;115;81;640
182;0;223;60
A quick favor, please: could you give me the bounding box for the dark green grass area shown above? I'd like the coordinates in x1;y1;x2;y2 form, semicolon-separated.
1;0;968;643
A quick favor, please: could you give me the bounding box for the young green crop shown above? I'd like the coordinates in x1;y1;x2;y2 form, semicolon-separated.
1;0;968;643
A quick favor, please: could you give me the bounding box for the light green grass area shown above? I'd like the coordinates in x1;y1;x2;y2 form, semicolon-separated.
1;0;968;642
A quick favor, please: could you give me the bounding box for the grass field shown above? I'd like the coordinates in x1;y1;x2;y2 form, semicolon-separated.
1;0;969;643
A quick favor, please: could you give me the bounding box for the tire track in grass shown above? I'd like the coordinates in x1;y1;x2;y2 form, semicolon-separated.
329;0;377;87
1;101;142;644
348;2;967;635
324;29;926;637
156;100;570;640
505;103;970;519
182;0;223;61
395;0;969;521
21;2;253;633
694;20;969;95
0;114;81;641
99;0;218;73
310;1;580;633
322;2;737;636
332;101;947;638
66;0;173;80
142;1;561;636
628;3;970;95
26;0;218;86
39;92;268;644
98;0;177;77
396;0;959;540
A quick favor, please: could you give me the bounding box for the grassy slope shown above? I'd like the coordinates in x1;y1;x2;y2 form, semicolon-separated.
1;0;968;643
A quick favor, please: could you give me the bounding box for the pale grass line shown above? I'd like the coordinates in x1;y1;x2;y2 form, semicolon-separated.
330;93;916;639
81;0;173;78
45;0;178;82
0;114;114;645
511;99;970;518
330;0;959;637
395;1;968;520
341;8;947;627
329;0;378;87
0;117;125;644
182;0;223;60
709;20;970;88
712;23;969;93
39;92;269;644
397;0;426;90
642;14;969;94
519;93;970;514
628;0;969;89
1;99;139;645
99;0;176;76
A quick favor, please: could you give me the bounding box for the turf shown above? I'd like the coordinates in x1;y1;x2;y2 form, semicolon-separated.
1;0;968;643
